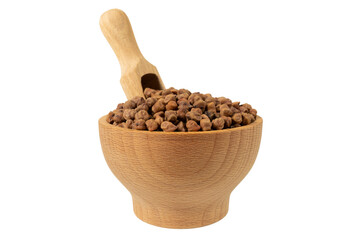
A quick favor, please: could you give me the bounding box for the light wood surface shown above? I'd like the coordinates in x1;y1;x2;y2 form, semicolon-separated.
99;115;263;228
100;9;165;99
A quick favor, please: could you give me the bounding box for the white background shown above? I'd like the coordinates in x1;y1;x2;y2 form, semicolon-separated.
0;0;359;239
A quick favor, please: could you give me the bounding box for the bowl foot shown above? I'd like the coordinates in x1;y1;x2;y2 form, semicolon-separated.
132;195;229;229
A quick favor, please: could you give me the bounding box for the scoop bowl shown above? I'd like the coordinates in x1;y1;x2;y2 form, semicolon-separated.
99;115;262;228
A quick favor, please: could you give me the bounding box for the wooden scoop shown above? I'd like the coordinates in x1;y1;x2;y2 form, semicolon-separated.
100;9;165;99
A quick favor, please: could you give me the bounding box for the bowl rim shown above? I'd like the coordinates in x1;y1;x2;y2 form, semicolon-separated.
99;115;262;135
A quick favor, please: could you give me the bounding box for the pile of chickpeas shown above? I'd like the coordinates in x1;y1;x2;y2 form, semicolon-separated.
106;87;258;132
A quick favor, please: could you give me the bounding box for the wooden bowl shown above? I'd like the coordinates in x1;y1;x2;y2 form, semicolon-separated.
99;115;263;228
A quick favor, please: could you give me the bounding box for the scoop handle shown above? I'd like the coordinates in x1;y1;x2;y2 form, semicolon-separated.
100;9;143;69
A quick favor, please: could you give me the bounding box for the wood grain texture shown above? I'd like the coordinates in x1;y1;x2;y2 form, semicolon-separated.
100;9;165;99
99;115;263;228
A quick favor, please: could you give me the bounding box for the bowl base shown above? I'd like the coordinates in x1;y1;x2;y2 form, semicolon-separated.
132;195;229;229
